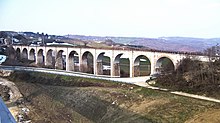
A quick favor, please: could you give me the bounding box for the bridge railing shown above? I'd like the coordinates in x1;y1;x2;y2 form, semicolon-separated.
12;44;206;56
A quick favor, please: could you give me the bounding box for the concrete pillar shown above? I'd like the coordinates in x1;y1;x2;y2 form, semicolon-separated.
43;47;46;66
46;54;51;66
81;59;87;72
134;65;139;77
93;52;97;75
151;63;155;75
35;48;38;64
151;55;156;75
44;50;48;66
55;51;64;70
114;63;120;76
45;50;55;68
27;49;30;60
55;56;63;69
130;62;134;77
67;57;75;71
97;61;103;75
66;55;69;71
110;57;114;77
173;61;178;70
130;51;134;77
79;49;82;72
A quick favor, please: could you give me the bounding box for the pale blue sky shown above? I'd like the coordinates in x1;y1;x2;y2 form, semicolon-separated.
0;0;220;38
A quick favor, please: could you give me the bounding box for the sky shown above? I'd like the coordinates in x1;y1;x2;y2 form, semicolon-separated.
0;0;220;38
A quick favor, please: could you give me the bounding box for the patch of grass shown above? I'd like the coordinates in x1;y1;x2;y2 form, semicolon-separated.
135;87;170;98
8;71;125;88
133;87;220;123
145;97;218;123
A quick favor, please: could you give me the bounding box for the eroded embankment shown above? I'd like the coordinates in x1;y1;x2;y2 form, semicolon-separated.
3;71;220;123
6;71;153;123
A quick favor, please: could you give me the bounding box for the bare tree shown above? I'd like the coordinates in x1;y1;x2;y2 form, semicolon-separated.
83;41;89;47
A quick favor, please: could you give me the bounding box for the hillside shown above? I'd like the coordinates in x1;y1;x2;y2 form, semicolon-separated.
1;71;220;123
66;34;220;52
132;37;220;52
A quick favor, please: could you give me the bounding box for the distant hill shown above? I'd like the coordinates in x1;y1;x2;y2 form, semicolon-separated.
2;31;220;52
130;37;220;52
65;35;220;52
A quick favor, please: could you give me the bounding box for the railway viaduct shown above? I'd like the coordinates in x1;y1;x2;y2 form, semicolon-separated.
12;45;208;78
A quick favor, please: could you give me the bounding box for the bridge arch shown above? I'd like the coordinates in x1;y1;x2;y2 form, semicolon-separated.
29;49;35;61
81;51;94;74
114;53;130;77
96;52;111;75
21;48;28;60
134;55;151;77
16;48;21;60
55;50;66;70
46;49;56;68
156;56;175;74
67;50;79;71
37;49;44;66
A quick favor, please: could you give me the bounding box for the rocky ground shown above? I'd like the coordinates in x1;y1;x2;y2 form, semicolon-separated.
0;84;10;101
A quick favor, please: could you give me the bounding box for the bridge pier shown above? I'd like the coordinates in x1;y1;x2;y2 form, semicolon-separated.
130;60;134;78
134;65;139;77
93;55;97;75
114;63;120;76
36;49;44;66
55;51;65;70
46;49;56;68
96;61;103;75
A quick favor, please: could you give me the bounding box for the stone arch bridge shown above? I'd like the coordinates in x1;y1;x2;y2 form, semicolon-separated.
12;45;208;78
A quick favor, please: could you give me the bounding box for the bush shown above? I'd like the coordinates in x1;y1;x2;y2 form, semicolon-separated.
156;58;220;98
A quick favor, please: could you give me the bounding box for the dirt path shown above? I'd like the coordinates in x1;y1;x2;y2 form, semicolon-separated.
134;81;220;103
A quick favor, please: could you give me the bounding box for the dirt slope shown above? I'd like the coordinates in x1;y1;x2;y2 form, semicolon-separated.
2;71;220;123
185;109;220;123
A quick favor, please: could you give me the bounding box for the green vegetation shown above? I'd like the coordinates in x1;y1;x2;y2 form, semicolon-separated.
135;87;220;123
8;71;123;88
156;57;220;99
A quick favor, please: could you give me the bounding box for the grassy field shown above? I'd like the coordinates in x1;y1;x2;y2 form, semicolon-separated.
7;71;220;123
